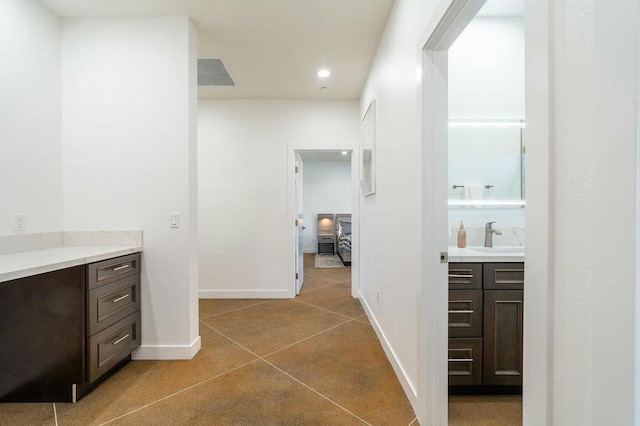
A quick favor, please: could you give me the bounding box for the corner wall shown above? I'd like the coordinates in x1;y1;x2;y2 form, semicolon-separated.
61;17;200;359
0;0;62;235
198;100;359;298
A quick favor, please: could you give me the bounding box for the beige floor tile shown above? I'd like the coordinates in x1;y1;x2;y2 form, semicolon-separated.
107;360;367;426
202;299;348;356
56;325;256;426
296;284;364;318
448;395;522;425
0;403;55;426
199;298;269;319
265;321;415;425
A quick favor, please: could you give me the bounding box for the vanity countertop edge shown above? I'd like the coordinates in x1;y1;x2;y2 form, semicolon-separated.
0;245;143;283
448;247;524;263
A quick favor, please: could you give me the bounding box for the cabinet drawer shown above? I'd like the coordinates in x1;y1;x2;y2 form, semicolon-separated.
88;311;141;383
449;290;483;338
88;253;141;289
448;263;482;290
484;263;524;290
448;338;483;386
87;275;140;336
317;235;335;243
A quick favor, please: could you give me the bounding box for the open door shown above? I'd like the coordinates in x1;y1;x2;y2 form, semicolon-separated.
295;153;305;294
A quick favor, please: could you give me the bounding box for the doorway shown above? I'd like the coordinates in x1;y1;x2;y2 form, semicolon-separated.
418;0;537;424
287;145;360;299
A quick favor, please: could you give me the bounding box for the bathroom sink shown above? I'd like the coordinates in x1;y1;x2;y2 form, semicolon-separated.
469;246;524;254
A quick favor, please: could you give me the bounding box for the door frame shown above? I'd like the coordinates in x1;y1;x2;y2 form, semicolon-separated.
417;0;552;423
287;144;360;298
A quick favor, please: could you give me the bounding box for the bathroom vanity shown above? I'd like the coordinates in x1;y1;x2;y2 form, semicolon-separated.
0;232;142;402
447;247;524;393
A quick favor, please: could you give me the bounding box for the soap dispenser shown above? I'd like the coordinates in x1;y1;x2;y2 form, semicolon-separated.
457;220;467;248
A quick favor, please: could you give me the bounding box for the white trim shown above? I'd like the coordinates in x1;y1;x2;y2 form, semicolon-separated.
286;143;360;299
418;1;487;424
523;0;553;424
199;289;290;299
132;336;201;360
359;292;418;410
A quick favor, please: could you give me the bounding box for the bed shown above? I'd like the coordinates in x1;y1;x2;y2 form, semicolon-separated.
335;213;352;265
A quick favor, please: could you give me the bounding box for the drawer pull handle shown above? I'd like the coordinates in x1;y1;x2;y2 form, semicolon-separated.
449;274;473;278
111;294;130;303
448;358;473;362
448;310;474;314
112;264;130;272
112;334;130;345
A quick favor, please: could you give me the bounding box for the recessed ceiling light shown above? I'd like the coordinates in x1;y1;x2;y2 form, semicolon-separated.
317;69;331;78
341;151;348;155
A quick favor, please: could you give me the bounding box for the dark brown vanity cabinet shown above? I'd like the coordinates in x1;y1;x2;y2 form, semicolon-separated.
0;253;141;402
448;262;524;389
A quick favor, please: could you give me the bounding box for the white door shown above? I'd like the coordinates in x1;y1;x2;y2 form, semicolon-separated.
295;153;305;294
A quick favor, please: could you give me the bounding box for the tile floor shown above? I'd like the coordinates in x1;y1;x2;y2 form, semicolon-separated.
0;254;417;425
448;395;522;425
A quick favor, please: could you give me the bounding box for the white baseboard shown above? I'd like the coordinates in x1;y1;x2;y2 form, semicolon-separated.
303;249;317;254
132;336;201;360
199;289;291;299
358;292;419;412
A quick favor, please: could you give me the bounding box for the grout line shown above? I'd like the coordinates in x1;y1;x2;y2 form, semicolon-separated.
296;282;339;294
99;358;261;425
198;299;273;321
262;358;373;426
199;321;262;359
292;298;360;321
204;320;372;425
408;416;418;425
261;318;355;358
53;403;58;426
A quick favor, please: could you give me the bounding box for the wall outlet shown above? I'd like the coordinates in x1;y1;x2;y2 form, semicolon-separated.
14;214;25;232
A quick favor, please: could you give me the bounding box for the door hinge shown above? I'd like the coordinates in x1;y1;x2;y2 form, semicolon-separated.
295;219;299;226
295;166;299;173
296;272;299;279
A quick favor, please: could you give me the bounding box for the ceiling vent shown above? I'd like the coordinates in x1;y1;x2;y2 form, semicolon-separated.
197;58;235;86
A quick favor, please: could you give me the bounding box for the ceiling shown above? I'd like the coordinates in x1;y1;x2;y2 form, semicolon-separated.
40;0;522;100
40;0;396;100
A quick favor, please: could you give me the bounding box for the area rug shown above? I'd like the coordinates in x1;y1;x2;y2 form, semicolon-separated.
314;254;345;269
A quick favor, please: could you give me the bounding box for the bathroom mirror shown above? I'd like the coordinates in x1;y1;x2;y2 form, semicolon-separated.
448;120;525;207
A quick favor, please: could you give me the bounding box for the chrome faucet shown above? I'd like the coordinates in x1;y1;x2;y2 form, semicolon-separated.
484;221;502;248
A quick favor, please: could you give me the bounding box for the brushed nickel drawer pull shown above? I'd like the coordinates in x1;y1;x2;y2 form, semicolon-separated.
448;358;473;362
449;274;473;278
112;334;130;345
448;310;474;314
112;264;130;271
111;294;130;303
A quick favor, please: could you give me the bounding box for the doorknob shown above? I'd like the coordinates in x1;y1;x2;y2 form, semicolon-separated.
302;226;307;230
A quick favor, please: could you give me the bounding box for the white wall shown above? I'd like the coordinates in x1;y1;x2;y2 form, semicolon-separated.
449;17;525;120
198;100;359;298
62;17;200;359
524;0;638;424
0;0;62;235
359;0;444;413
302;161;351;253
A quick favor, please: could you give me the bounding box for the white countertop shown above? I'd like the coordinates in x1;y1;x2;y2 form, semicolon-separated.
448;246;524;263
0;245;142;282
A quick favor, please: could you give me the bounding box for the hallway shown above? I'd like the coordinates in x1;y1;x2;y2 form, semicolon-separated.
1;254;416;425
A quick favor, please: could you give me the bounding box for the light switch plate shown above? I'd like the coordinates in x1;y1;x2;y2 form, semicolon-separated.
169;213;180;229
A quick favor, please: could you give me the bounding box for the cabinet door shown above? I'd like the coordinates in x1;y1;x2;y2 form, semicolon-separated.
483;290;523;385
